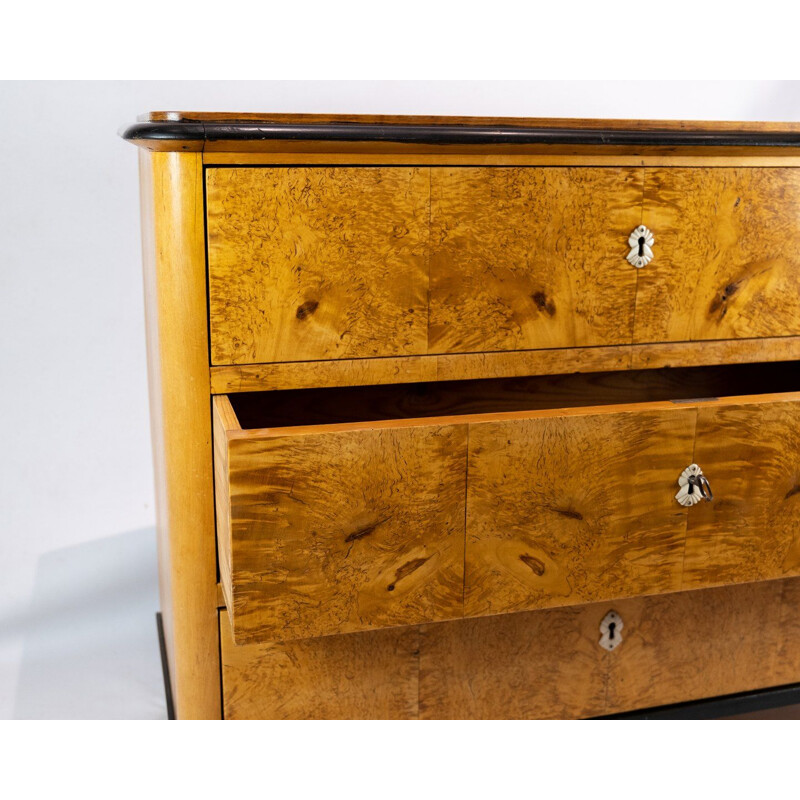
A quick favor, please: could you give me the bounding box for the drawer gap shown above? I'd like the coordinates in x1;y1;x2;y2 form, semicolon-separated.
228;361;800;431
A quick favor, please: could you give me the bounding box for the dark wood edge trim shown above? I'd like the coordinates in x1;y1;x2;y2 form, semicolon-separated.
596;682;800;719
122;121;206;142
121;120;800;148
156;612;176;720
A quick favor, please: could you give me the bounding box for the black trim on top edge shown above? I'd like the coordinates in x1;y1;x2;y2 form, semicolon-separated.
597;682;800;719
121;121;800;148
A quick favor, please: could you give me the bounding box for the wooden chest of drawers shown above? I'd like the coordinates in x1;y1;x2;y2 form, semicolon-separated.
125;113;800;719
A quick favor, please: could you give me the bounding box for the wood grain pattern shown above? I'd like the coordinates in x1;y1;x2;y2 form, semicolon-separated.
419;602;608;719
206;167;429;365
682;398;800;588
216;399;467;643
429;167;643;353
144;111;800;133
628;336;800;370
213;397;237;613
636;168;800;343
220;610;418;719
604;580;795;712
210;336;800;394
139;150;220;719
220;577;800;718
464;406;696;617
423;578;800;718
207;165;800;373
204;152;800;167
216;389;800;644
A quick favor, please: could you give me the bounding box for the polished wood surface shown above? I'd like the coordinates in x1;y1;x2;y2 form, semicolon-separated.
125;114;800;155
215;381;800;642
220;577;800;719
215;396;466;644
463;391;800;617
207;167;429;365
220;610;418;720
143;112;800;132
429;167;642;353
210;336;800;394
426;578;800;718
637;168;800;343
204;151;800;168
139;151;221;719
465;407;695;616
129;113;800;720
212;396;237;614
683;398;800;588
208;165;800;373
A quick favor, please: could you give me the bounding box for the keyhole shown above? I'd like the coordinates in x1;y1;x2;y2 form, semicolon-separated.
637;236;646;257
608;621;616;641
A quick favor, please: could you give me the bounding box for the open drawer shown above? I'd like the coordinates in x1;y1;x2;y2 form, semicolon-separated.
213;363;800;644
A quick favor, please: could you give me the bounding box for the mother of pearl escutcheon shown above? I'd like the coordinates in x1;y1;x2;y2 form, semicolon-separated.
676;463;714;507
627;224;655;268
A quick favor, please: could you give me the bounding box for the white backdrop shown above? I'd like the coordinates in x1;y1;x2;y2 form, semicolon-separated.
1;80;799;719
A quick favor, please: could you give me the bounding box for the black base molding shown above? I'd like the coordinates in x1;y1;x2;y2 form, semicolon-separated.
156;612;176;721
598;683;800;719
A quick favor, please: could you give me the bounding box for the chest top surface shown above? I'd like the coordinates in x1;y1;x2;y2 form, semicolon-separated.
122;113;800;151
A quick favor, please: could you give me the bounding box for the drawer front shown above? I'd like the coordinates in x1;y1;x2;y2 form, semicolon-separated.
465;395;800;618
215;401;467;644
221;578;800;719
216;392;800;644
428;166;643;353
464;407;696;616
207;167;430;365
207;166;800;368
635;168;800;343
683;399;800;587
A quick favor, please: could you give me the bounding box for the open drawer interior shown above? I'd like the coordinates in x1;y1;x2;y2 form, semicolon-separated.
226;361;800;432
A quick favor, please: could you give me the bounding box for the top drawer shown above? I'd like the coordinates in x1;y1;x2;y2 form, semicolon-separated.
206;167;800;366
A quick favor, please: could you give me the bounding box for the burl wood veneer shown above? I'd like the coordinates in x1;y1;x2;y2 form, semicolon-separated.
126;114;800;719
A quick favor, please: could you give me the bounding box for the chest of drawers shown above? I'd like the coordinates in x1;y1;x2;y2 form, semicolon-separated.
125;113;800;719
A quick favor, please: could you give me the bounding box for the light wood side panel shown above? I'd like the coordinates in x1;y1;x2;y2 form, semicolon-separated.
464;407;696;617
428;167;643;354
206;167;430;365
636;168;800;343
139;151;220;719
213;397;238;613
682;398;800;589
220;610;419;719
220;422;468;643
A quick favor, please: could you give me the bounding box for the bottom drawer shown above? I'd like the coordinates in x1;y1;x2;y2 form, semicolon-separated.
220;577;800;719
